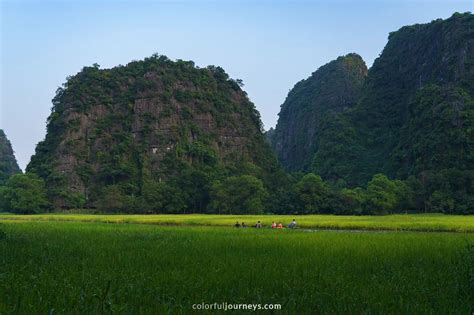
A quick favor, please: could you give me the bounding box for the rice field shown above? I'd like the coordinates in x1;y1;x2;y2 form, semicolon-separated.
1;213;473;232
0;219;473;314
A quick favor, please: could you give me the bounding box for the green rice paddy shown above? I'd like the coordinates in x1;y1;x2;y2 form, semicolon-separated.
0;216;473;314
1;213;473;232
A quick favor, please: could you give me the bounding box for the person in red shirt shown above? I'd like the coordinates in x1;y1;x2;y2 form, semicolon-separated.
277;223;283;229
271;221;277;229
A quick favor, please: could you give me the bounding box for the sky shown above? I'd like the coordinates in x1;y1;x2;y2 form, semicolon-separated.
1;0;472;170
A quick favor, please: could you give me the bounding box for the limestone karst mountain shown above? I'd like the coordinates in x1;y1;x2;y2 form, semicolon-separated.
269;53;368;172
271;13;473;211
27;55;279;208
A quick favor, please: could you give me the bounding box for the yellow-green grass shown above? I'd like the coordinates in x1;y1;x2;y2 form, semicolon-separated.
1;213;473;232
0;220;472;314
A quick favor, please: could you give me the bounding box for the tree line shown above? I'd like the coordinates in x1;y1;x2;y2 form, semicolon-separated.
1;170;469;215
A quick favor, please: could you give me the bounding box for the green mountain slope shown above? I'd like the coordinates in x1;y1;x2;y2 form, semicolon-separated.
346;12;474;185
0;130;21;184
27;55;280;209
269;53;368;171
273;12;473;212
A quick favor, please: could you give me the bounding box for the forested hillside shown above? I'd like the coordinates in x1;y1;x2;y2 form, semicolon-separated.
2;13;472;215
0;130;21;184
269;53;368;171
26;55;281;211
272;13;474;213
344;12;473;184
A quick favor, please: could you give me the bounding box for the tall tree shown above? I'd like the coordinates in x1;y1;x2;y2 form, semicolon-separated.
0;174;49;214
210;175;268;214
295;173;331;213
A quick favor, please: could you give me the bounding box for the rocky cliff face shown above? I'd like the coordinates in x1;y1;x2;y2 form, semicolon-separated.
0;130;21;184
272;12;473;211
269;53;368;171
27;56;278;208
273;13;473;184
347;12;474;184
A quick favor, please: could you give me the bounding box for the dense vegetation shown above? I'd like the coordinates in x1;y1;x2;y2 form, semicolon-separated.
24;54;281;212
268;53;367;171
270;13;474;214
0;129;20;184
0;174;49;214
0;170;429;215
0;221;472;313
0;14;472;215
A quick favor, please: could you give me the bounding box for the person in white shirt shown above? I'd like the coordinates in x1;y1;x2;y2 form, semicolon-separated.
288;219;297;229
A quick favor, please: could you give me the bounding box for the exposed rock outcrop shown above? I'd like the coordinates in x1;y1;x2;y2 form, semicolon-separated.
27;56;278;208
269;53;368;171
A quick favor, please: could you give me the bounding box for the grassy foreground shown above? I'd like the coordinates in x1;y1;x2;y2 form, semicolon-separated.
0;220;473;314
0;213;473;232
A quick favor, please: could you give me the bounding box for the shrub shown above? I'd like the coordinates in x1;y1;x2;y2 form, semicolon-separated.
0;173;50;214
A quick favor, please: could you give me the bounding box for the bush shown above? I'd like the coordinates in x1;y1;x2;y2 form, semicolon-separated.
365;174;398;215
143;180;188;214
294;173;331;214
95;185;129;213
0;173;50;214
210;175;268;214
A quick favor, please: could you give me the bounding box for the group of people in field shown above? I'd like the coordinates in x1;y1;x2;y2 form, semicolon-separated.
234;219;297;229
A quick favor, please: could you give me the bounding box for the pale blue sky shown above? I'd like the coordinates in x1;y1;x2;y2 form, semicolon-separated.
1;0;472;170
